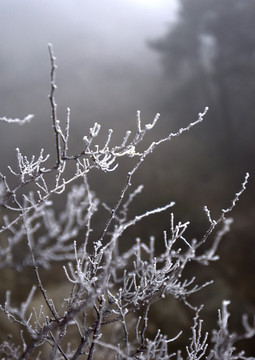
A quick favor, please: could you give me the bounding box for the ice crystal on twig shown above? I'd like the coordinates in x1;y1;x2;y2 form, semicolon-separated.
0;46;254;359
0;114;34;125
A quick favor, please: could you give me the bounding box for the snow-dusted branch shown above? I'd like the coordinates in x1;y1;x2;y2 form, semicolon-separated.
0;46;254;360
0;114;34;125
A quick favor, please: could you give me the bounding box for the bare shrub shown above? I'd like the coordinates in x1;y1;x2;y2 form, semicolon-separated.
0;45;254;359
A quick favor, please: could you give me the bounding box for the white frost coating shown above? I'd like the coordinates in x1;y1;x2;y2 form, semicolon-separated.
0;46;254;360
0;114;34;125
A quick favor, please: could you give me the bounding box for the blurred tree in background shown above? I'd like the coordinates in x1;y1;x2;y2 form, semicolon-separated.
0;0;255;356
132;0;255;352
151;0;255;172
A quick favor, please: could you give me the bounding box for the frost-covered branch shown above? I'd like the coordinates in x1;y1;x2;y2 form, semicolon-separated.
0;46;254;360
0;114;34;125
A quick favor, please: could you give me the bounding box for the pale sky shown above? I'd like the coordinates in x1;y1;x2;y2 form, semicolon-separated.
0;0;179;156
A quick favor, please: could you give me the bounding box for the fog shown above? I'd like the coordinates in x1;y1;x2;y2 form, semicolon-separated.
0;0;183;227
0;0;181;213
0;0;178;151
1;0;255;354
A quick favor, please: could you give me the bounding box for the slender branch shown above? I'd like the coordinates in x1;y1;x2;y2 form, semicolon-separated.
48;43;61;166
23;211;60;322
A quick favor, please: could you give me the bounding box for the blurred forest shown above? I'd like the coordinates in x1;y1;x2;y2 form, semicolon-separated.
132;0;255;353
0;0;255;356
145;1;255;246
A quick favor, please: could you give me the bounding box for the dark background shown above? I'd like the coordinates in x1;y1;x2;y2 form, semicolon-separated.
0;0;255;355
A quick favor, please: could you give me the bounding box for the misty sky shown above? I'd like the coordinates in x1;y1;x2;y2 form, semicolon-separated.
0;0;178;143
